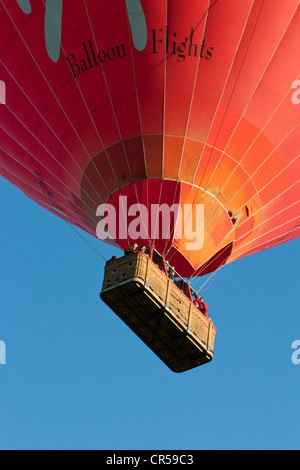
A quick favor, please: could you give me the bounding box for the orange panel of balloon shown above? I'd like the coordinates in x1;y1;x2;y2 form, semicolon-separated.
0;1;299;371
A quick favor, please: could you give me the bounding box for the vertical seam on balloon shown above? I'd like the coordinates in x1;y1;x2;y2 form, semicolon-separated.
161;180;181;258
72;0;124;190
150;1;169;252
82;1;134;186
186;0;262;258
124;1;148;180
198;0;263;190
161;0;169;180
123;18;148;232
151;180;164;251
118;185;131;250
146;179;151;246
119;6;150;248
193;0;258;189
2;2;112;209
147;1;169;252
132;181;152;250
176;0;211;180
200;5;299;246
206;3;300;201
175;0;212;267
177;0;258;265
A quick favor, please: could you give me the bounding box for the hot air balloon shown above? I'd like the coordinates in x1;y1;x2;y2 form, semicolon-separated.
0;0;299;371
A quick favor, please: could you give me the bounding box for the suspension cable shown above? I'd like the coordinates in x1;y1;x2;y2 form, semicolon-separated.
66;222;108;263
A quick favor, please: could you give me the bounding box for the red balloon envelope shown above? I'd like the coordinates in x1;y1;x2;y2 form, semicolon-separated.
0;0;299;277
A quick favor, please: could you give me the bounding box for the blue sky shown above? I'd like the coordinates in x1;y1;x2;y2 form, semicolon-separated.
0;176;299;450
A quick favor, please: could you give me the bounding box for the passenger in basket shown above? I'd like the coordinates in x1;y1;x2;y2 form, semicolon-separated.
124;242;138;255
139;245;147;253
106;255;118;264
194;296;209;316
168;265;175;280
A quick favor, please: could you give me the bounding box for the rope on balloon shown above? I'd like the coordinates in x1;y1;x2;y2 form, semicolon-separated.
66;222;108;263
194;269;219;294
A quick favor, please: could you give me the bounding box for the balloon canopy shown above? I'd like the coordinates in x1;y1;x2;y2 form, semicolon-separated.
0;0;299;277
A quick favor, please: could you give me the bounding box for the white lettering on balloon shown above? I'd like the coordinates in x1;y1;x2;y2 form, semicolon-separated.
96;197;205;251
291;80;300;105
0;341;6;365
0;81;6;104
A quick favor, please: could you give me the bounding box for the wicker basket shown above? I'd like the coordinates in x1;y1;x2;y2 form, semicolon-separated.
100;252;216;373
